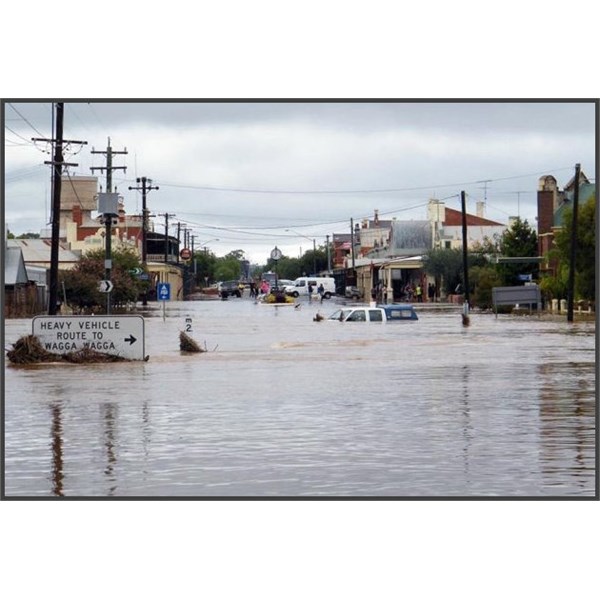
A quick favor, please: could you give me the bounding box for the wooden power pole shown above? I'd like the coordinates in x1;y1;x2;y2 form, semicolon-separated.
32;102;86;315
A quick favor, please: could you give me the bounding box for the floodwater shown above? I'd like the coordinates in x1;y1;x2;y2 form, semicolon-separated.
3;297;597;497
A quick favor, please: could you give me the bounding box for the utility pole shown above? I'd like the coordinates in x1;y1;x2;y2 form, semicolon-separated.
461;190;470;325
159;213;176;265
350;218;356;271
176;222;182;264
33;103;86;315
326;234;331;273
191;235;196;278
128;177;158;306
567;163;581;323
91;138;127;314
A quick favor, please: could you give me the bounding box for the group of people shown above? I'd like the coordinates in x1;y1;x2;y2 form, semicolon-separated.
369;281;437;303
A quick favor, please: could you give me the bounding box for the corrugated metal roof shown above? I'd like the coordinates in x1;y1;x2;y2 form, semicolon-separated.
4;246;29;285
6;239;80;263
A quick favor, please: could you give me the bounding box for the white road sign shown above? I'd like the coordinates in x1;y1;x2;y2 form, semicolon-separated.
32;315;146;360
99;280;114;293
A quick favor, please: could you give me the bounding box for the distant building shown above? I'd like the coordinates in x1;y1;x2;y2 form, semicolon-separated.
537;171;595;277
333;203;507;302
427;199;505;250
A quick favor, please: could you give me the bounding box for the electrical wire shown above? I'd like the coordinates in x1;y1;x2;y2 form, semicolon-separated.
6;102;46;138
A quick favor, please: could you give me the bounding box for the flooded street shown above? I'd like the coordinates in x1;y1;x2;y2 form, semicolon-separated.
3;298;596;497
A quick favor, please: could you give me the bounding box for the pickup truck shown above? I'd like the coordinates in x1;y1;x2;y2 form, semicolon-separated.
326;304;418;322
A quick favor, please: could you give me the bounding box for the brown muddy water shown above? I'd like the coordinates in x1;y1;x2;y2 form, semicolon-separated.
3;298;597;497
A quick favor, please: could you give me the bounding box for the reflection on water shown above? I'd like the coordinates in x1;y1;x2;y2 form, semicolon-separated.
50;402;64;497
3;300;596;497
538;361;595;492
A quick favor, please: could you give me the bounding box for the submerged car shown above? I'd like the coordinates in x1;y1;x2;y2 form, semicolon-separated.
327;304;418;322
344;286;363;300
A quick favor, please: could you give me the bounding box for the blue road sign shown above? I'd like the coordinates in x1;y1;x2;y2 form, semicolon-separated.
157;282;171;301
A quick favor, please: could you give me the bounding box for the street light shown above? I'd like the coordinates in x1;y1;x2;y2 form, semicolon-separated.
285;229;317;275
199;238;220;251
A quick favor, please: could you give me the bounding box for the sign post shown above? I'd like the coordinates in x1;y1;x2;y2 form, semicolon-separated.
157;282;171;321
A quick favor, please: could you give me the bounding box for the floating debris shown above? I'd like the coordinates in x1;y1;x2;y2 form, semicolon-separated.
6;335;128;364
313;313;325;322
179;331;205;353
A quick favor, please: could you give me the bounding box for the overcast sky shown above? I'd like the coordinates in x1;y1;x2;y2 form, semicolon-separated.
3;100;596;263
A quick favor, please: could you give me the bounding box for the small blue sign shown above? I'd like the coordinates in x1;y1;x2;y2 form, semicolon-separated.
157;282;171;301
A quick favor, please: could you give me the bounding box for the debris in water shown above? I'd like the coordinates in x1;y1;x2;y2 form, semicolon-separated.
313;313;324;322
179;331;205;353
6;335;128;364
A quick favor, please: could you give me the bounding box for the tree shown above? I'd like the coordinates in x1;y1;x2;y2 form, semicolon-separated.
61;246;144;312
214;252;242;281
496;218;538;286
544;195;596;301
470;265;503;309
193;250;218;286
422;248;464;296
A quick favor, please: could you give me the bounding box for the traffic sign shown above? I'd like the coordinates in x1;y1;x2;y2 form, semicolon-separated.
128;267;143;276
180;248;192;260
32;315;146;360
99;280;114;293
157;282;171;301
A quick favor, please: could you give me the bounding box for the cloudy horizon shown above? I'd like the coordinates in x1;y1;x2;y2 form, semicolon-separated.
4;100;596;263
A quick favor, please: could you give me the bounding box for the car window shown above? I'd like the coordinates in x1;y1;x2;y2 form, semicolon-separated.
347;310;366;321
369;310;383;321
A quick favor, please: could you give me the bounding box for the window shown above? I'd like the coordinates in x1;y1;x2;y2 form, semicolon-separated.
369;310;383;321
347;310;366;321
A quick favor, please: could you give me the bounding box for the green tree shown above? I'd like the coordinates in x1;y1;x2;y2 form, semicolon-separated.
496;218;538;286
422;248;464;296
61;246;144;312
546;195;596;301
214;252;242;281
470;265;503;309
193;250;218;286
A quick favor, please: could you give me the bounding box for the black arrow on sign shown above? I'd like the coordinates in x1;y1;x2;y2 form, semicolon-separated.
124;335;137;345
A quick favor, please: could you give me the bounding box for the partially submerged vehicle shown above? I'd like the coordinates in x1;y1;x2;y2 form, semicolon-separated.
327;303;418;322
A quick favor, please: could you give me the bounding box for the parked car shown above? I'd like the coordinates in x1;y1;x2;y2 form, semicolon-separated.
217;280;242;299
344;286;363;300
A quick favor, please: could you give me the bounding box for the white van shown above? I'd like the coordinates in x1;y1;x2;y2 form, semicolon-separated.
284;277;336;299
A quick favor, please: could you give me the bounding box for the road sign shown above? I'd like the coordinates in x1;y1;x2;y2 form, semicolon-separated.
32;315;146;360
180;248;192;260
99;280;114;293
128;267;143;276
157;282;171;301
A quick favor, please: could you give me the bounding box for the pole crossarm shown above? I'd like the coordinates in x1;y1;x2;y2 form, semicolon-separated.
494;256;544;264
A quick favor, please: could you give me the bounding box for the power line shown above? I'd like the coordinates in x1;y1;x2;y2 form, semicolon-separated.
153;168;574;195
7;102;46;138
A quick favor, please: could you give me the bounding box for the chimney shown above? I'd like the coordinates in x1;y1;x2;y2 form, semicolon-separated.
72;204;83;226
374;209;379;226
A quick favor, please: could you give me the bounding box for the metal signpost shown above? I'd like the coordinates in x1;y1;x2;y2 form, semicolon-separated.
32;315;146;360
157;282;171;321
